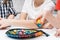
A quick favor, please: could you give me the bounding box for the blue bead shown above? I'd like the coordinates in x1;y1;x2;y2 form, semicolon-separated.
16;31;19;34
25;31;30;34
37;23;42;28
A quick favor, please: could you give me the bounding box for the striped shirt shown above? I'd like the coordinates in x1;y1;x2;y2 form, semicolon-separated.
0;0;16;18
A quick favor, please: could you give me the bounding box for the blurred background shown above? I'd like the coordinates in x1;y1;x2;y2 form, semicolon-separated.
12;0;56;12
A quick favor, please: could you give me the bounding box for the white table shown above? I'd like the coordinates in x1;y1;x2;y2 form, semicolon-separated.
0;26;60;40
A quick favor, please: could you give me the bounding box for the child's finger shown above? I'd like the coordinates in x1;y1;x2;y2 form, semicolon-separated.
35;15;42;24
40;17;46;24
42;23;53;29
0;27;7;29
55;32;58;37
55;29;60;37
36;15;42;21
0;25;10;30
0;26;7;29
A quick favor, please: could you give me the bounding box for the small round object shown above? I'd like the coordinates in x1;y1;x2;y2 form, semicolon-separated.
30;30;36;33
16;31;19;34
11;31;16;35
13;30;17;32
25;31;30;34
37;20;41;23
37;23;42;28
21;30;25;32
19;32;23;35
35;32;43;36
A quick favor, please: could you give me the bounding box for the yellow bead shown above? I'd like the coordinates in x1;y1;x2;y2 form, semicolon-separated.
11;32;16;34
31;30;36;32
13;32;16;34
37;20;41;23
33;30;36;32
14;30;17;32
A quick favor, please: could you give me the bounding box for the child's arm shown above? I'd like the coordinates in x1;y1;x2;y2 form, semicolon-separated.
0;0;16;29
56;10;60;20
0;14;14;29
0;19;38;29
44;11;60;28
8;14;14;19
35;11;53;29
19;12;27;20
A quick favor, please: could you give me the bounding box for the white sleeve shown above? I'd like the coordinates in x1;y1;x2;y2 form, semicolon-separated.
43;1;55;11
21;0;28;13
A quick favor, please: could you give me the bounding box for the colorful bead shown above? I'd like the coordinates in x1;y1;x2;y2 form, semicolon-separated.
21;30;25;32
37;23;42;28
6;29;48;39
35;32;43;36
25;31;30;34
36;19;41;24
11;31;16;34
13;30;17;32
19;32;23;35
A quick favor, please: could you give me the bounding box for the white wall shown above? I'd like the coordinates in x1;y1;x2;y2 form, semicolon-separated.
12;0;25;12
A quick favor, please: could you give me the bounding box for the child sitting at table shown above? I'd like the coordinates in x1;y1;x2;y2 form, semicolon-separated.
0;0;55;29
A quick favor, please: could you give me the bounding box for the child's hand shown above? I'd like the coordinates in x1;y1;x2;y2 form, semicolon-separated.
42;23;53;29
0;23;10;29
35;15;53;29
55;29;60;37
0;19;10;29
35;15;46;25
